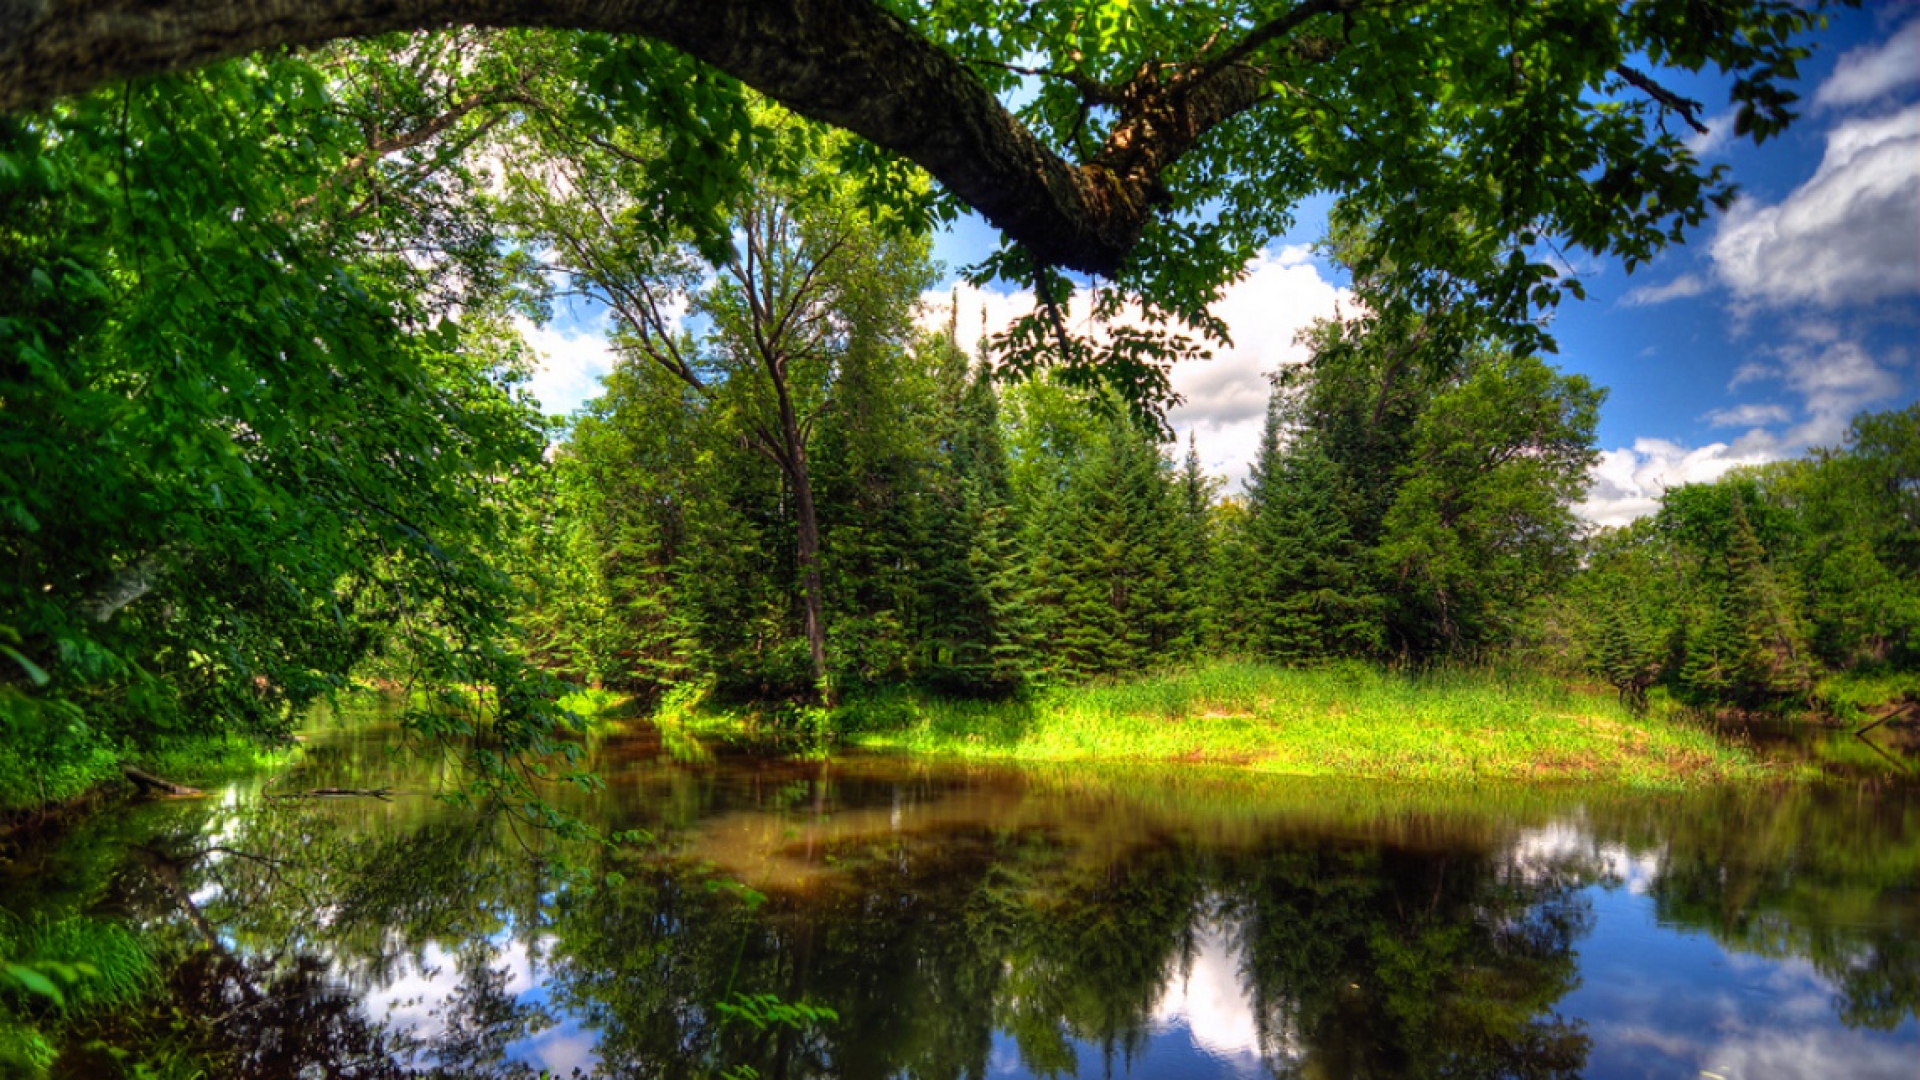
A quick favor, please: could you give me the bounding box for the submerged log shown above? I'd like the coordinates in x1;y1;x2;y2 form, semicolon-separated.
267;786;395;801
1854;701;1915;738
120;764;205;799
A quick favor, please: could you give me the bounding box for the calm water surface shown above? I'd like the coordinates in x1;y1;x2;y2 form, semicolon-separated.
7;700;1918;1079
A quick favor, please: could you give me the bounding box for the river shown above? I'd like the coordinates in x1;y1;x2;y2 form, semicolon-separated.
5;695;1917;1079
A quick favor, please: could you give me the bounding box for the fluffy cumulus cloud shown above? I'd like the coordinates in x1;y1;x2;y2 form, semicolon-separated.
922;245;1352;491
1813;17;1920;109
1580;322;1907;527
1710;102;1920;308
1578;435;1781;529
514;313;620;418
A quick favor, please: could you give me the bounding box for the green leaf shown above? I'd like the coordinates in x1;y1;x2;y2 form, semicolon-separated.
1;646;50;687
4;963;65;1005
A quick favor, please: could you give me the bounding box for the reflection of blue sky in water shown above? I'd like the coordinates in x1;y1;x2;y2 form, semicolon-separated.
340;817;1915;1080
1573;894;1918;1080
358;932;603;1077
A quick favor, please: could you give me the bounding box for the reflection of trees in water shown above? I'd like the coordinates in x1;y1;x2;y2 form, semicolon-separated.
537;833;1594;1080
1224;845;1592;1080
72;804;562;1079
1608;785;1920;1031
78;778;1920;1079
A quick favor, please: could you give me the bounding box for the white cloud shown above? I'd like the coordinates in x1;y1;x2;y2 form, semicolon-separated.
1684;108;1739;157
515;314;619;418
1702;403;1792;428
921;247;1352;492
1814;18;1920;109
1710;104;1920;308
1579;435;1781;528
1620;273;1708;307
1503;820;1662;894
360;937;542;1057
1582;325;1905;527
1766;334;1906;447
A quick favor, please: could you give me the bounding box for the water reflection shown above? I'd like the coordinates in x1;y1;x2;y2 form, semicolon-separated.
22;712;1920;1079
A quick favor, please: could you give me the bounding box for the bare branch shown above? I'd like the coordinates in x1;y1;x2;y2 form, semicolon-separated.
1613;64;1710;136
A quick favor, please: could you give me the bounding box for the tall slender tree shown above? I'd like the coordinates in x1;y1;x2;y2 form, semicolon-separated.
509;117;933;701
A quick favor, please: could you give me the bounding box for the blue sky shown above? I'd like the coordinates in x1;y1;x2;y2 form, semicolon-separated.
520;4;1919;527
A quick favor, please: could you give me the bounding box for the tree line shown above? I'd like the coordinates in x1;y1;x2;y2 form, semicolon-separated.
513;183;1614;704
516;158;1918;715
0;5;1882;811
1549;407;1919;712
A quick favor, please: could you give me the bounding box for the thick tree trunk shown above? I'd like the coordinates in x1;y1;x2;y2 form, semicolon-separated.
0;0;1289;277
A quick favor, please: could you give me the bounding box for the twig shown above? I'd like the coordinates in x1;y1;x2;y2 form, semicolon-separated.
1613;65;1709;135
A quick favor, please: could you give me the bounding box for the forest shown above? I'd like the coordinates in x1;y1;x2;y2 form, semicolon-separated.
519;193;1919;720
3;1;1918;1077
5;0;1900;806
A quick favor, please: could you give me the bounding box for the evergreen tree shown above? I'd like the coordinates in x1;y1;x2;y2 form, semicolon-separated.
1255;437;1383;661
911;336;1028;693
1175;435;1221;654
1679;496;1813;707
1235;381;1381;662
1015;403;1190;680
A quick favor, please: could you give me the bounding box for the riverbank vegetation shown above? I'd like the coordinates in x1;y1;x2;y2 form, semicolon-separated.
844;662;1765;786
4;9;1913;1079
1;2;1892;831
520;208;1917;752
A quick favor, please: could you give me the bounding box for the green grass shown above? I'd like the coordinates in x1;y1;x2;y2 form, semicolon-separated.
1815;668;1920;723
130;735;297;789
1;729;295;816
1;914;159;1078
843;660;1775;788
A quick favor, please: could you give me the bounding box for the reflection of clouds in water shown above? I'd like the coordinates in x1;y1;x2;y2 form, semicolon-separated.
1578;892;1919;1080
508;1014;601;1077
358;934;577;1069
1703;1024;1918;1080
1150;919;1275;1077
1612;1016;1918;1080
1504;819;1662;894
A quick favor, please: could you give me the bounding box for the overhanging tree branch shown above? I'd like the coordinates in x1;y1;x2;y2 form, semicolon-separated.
0;0;1346;277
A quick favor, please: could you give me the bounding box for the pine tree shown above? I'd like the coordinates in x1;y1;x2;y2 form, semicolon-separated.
1254;437;1381;660
1026;414;1190;678
912;346;1029;693
1680;495;1813;707
1175;434;1220;654
1238;381;1381;662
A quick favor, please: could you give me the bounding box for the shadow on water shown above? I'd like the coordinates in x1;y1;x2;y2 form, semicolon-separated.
5;693;1918;1079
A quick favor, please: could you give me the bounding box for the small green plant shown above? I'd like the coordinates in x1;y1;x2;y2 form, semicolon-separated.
1;914;159;1077
713;991;839;1033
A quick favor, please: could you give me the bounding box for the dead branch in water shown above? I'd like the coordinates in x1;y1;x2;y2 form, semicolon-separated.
120;764;205;799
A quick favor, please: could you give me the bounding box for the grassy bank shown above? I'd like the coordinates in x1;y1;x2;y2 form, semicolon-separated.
0;734;295;820
833;661;1773;788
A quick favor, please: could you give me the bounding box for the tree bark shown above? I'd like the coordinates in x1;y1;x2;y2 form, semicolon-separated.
0;0;1304;277
775;374;831;703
